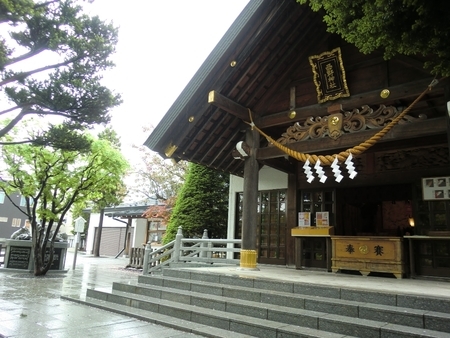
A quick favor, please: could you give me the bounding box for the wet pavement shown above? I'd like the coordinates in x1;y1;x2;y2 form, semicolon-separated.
0;250;205;338
1;250;450;338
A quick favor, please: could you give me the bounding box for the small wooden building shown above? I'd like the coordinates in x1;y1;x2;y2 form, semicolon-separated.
145;0;450;278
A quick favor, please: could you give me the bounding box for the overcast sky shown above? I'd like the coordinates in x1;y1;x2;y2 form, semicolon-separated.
86;0;250;158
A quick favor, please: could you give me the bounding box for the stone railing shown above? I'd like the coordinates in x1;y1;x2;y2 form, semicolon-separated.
138;227;241;274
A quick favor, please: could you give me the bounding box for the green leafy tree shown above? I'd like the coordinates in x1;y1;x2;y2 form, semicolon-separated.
0;134;129;276
71;127;127;257
163;163;229;244
77;126;126;256
91;178;127;257
0;0;121;150
297;0;450;76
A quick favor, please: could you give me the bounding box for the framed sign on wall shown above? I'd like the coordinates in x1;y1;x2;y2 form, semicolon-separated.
422;177;450;200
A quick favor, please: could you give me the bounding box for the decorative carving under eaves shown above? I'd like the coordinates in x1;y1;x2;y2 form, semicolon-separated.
274;105;426;145
376;146;449;172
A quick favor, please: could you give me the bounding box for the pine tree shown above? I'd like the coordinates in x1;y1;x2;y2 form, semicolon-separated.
163;163;229;243
0;0;121;150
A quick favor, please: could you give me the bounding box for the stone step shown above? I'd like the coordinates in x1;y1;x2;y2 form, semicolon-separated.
84;288;359;338
61;295;256;338
68;266;450;338
114;279;450;333
157;268;450;312
85;287;450;338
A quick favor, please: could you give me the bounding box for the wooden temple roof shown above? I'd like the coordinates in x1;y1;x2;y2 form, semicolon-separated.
144;0;449;177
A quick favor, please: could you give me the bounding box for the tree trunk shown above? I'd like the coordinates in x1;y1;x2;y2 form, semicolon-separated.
93;208;105;257
33;239;45;276
31;222;47;276
33;234;54;276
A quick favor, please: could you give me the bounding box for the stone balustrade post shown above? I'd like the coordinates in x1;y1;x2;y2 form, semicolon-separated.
142;241;152;274
201;229;208;258
173;226;183;263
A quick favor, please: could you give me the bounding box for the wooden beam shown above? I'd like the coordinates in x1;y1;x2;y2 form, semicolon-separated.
344;56;385;72
258;77;438;128
208;90;249;122
290;86;296;110
257;117;448;160
394;55;427;72
259;157;295;174
209;78;445;130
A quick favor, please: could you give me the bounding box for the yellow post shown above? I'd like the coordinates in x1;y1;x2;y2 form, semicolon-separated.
240;249;257;269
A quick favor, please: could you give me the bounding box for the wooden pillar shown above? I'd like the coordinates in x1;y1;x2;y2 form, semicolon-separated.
446;84;450;159
240;127;260;270
286;170;298;267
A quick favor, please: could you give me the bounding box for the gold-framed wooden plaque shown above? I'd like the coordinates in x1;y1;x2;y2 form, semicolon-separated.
309;47;350;104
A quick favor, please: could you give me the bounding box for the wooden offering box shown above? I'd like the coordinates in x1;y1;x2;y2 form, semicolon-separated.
331;236;405;279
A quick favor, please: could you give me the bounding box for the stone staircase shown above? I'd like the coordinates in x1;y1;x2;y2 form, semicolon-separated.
62;268;450;338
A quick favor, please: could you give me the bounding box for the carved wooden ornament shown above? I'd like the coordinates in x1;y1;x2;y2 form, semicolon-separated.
274;105;426;145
